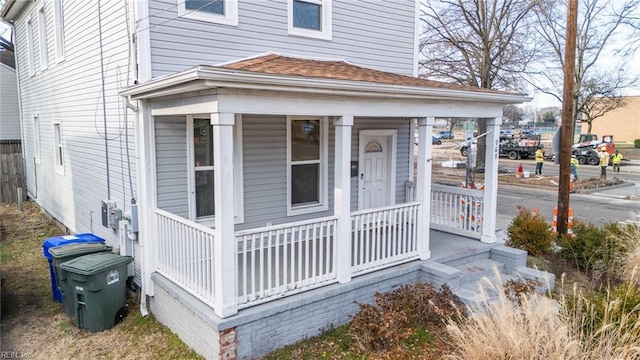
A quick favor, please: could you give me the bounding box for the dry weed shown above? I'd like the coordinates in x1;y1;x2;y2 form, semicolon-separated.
445;274;580;360
1;201;201;359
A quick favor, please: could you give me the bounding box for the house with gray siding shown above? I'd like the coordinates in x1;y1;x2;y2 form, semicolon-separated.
3;1;553;358
0;37;21;143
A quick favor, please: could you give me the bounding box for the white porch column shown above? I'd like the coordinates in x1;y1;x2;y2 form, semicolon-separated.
481;117;501;243
136;101;158;297
334;115;353;283
416;117;435;260
211;112;238;317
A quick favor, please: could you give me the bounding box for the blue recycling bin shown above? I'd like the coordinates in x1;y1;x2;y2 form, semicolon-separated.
42;233;105;303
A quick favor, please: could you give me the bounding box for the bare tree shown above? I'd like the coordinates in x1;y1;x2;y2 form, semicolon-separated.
502;104;524;126
531;0;640;133
419;0;542;167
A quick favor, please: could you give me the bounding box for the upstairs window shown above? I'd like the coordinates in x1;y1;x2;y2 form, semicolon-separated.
288;0;332;40
179;0;238;26
38;4;48;70
26;16;35;76
53;0;65;62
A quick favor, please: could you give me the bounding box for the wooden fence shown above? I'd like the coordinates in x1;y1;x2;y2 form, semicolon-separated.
0;153;26;203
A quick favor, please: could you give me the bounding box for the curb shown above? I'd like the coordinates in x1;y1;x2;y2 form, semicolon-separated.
575;181;635;195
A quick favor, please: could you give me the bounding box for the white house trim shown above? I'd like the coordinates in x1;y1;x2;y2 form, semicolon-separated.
286;116;329;216
357;129;397;210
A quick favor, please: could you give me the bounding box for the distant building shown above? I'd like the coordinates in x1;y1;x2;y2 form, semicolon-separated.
582;96;640;143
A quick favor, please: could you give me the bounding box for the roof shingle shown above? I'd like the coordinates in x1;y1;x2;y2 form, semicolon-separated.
221;54;505;94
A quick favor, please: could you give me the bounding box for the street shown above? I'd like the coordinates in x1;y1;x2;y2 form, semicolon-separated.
495;158;640;230
429;143;640;231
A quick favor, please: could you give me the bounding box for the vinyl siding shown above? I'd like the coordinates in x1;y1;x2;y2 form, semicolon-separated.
155;116;189;217
147;0;416;78
152;114;411;231
238;115;336;230
0;63;21;140
13;0;137;254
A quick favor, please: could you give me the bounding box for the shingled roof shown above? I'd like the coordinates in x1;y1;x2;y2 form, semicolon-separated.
221;54;503;94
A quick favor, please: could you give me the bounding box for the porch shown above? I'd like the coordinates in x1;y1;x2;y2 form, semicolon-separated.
149;227;553;360
153;184;487;314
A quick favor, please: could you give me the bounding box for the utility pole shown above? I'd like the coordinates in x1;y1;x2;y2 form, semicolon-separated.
557;0;577;236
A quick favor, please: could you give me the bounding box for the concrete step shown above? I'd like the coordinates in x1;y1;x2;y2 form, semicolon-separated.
455;273;520;308
441;248;492;267
456;258;505;283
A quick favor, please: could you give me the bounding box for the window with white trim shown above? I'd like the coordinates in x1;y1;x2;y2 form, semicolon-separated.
38;3;48;70
26;16;35;76
33;115;41;163
53;0;65;62
288;0;332;40
187;116;244;225
178;0;238;26
53;121;64;173
287;117;328;216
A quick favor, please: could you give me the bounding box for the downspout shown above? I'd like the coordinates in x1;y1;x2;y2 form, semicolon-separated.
3;19;33;199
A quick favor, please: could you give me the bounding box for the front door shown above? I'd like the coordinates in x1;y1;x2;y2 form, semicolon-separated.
358;130;397;210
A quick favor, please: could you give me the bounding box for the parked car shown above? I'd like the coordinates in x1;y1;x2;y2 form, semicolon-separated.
437;130;455;139
499;129;515;140
414;133;443;145
519;129;538;139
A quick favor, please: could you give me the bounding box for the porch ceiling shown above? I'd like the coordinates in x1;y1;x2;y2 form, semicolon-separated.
120;54;530;107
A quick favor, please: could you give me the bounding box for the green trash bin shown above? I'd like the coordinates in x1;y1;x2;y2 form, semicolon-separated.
59;253;133;332
48;242;113;317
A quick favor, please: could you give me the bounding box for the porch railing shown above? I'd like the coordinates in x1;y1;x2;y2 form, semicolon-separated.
155;208;215;307
351;202;421;275
235;216;338;308
430;184;484;238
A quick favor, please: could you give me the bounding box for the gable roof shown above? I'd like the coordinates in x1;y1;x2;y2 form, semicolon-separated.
221;54;503;94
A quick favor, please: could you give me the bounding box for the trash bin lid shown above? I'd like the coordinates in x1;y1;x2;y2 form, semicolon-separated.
60;253;133;276
49;242;112;258
42;233;105;259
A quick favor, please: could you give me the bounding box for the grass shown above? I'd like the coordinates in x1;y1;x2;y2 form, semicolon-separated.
0;201;202;359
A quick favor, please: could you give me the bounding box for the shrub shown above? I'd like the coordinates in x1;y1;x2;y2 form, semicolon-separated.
634;138;640;149
348;283;463;353
506;205;554;256
558;221;638;284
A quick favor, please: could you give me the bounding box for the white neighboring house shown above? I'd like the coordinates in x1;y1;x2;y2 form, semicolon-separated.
0;36;20;142
2;1;551;358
